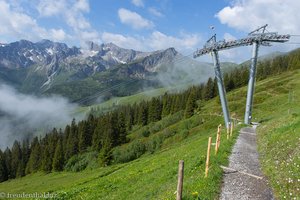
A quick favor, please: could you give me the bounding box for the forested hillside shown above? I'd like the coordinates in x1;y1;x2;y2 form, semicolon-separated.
0;48;299;183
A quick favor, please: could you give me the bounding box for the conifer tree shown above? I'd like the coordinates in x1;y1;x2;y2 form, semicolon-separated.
11;141;22;178
98;136;112;167
92;119;103;150
78;121;87;152
148;98;162;122
86;114;95;145
17;139;30;177
65;119;79;159
52;139;64;171
25;137;41;174
204;77;214;100
0;150;8;182
184;89;197;118
118;112;127;144
41;146;52;173
63;125;71;158
138;102;148;126
125;107;134;131
162;93;171;117
4;148;12;179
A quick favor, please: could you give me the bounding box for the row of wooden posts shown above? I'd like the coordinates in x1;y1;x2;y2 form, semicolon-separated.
205;122;234;178
176;122;234;200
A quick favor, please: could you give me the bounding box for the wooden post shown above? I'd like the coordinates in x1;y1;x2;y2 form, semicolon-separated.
205;137;212;178
215;134;219;155
217;124;221;148
176;160;184;200
230;121;233;137
227;122;230;140
215;124;221;154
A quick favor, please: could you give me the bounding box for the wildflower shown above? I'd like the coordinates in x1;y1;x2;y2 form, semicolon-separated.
192;192;199;198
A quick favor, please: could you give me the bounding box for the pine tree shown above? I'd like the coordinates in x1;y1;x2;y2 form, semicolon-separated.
98;136;112;167
4;148;12;179
125;107;134;131
92;119;103;150
148;98;162;122
118;112;127;144
63;125;71;158
78;121;87;152
65;119;79;159
86;114;95;145
162;93;171;117
41;146;52;173
184;89;197;118
204;77;214;100
17;139;30;177
213;77;218;97
0;150;8;182
11;141;22;178
25;137;41;174
52;139;64;171
138;102;148;126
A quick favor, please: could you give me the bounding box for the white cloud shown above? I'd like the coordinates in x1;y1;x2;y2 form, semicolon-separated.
148;31;200;51
74;0;89;12
148;7;163;17
102;32;144;50
37;0;66;17
0;0;68;42
36;0;99;46
216;0;300;34
118;8;154;30
214;0;300;63
101;31;201;52
131;0;144;7
50;29;67;41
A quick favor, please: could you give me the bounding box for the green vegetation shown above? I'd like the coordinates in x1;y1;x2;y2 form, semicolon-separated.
255;71;300;199
78;87;169;115
0;108;239;200
0;49;300;199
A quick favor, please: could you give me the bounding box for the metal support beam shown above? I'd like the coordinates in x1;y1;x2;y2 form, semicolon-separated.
212;50;231;128
244;42;259;124
193;25;290;126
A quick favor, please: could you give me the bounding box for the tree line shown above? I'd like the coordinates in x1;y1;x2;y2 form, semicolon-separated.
0;48;299;182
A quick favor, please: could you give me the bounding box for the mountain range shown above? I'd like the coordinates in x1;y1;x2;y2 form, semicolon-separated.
0;40;226;104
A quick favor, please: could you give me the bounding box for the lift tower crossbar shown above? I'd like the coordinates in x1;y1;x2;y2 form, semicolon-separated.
193;26;289;58
193;24;290;125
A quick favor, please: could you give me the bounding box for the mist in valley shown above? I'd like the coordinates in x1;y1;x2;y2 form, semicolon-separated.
0;84;80;150
155;55;215;89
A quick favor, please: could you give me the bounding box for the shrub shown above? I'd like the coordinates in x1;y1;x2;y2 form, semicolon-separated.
64;151;98;172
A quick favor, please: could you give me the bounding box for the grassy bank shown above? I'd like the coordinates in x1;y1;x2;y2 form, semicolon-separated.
255;70;300;199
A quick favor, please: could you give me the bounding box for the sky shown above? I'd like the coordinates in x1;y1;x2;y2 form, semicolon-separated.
0;0;300;63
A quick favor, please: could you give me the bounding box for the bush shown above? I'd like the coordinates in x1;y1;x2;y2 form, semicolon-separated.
112;140;146;163
146;135;163;154
64;151;98;172
142;129;150;137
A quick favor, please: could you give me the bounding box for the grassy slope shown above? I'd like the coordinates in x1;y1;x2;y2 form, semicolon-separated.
77;87;169;114
255;71;300;199
0;115;238;200
0;69;299;199
78;84;198;115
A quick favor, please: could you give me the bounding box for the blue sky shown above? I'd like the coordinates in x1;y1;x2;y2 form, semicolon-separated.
0;0;299;63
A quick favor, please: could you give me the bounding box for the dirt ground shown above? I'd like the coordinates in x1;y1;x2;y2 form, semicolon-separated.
219;126;274;200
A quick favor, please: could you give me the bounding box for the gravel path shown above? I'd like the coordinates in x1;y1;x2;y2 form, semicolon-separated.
219;126;274;200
